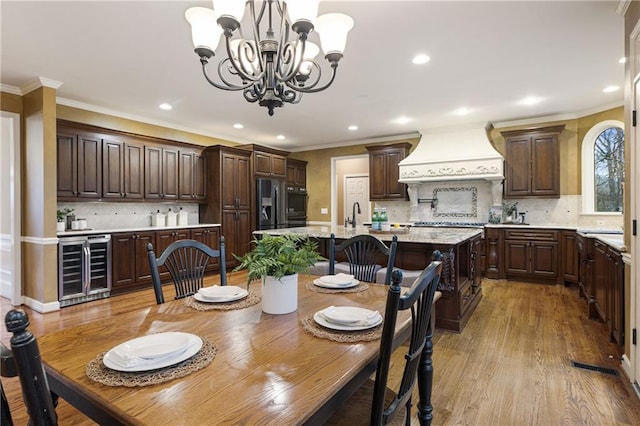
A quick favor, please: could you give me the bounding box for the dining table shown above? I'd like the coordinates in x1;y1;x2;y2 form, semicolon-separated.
37;274;414;425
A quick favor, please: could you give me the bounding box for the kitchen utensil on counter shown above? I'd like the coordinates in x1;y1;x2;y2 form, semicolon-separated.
166;209;177;227
151;210;165;227
178;208;188;226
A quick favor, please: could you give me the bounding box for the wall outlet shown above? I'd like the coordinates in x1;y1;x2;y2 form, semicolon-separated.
320;208;328;215
596;220;605;227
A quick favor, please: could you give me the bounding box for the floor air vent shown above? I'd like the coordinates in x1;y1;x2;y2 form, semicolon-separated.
571;361;619;376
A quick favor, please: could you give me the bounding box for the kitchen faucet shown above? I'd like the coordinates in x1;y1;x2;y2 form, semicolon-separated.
352;202;361;228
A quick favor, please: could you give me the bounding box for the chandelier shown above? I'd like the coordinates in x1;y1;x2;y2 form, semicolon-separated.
185;1;354;116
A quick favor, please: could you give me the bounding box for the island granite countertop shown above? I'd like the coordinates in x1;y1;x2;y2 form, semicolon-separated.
254;225;482;245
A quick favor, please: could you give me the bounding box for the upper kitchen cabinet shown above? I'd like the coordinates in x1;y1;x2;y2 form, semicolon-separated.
286;158;307;188
366;143;411;200
57;128;102;199
243;144;289;179
179;150;207;201
102;137;144;200
145;144;179;200
502;125;565;198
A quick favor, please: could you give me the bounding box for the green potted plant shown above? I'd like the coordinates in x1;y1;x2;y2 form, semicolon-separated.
233;234;325;314
56;208;74;232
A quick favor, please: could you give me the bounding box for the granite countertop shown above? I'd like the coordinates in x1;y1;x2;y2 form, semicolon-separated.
57;223;221;237
254;225;482;245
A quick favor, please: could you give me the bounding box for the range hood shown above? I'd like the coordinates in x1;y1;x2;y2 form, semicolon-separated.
398;127;504;183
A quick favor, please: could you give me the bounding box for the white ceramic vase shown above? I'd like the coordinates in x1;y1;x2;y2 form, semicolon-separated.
56;221;66;232
261;273;298;314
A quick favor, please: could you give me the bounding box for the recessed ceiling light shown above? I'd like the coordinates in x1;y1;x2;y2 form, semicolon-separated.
159;103;172;110
393;116;412;125
412;54;430;65
453;107;471;116
518;96;543;106
233;123;244;129
619;57;627;64
603;85;620;93
276;135;286;140
348;125;358;131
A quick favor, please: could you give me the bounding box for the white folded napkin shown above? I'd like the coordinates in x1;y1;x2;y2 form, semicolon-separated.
320;273;355;286
319;306;381;326
108;342;195;368
198;285;244;300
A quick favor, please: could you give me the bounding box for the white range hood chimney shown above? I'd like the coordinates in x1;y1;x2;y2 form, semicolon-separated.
398;126;504;183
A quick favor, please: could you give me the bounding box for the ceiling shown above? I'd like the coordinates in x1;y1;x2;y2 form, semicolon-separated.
0;1;625;151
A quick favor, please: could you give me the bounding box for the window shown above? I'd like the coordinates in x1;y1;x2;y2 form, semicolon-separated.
581;120;624;214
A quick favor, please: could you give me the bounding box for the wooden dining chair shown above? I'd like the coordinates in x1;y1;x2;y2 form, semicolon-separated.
329;233;398;283
326;259;443;426
147;237;227;304
2;309;58;425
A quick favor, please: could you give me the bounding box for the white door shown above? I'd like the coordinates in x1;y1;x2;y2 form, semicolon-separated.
0;112;22;305
633;74;640;389
344;175;370;226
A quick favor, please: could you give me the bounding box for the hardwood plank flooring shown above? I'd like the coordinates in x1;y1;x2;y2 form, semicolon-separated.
2;276;640;425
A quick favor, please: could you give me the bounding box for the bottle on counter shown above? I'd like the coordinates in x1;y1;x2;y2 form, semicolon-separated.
380;208;390;231
372;207;380;231
152;210;165;227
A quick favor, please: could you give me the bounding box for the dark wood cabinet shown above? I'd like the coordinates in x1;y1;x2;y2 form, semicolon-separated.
200;146;253;267
57;129;102;199
365;143;411;200
145;145;179;200
102;138;144;200
562;231;579;284
111;231;155;293
484;227;503;279
503;229;559;282
502;125;564;198
286;158;307;188
576;233;594;302
190;227;221;272
179;150;207;201
254;150;287;178
592;240;624;345
471;235;485;288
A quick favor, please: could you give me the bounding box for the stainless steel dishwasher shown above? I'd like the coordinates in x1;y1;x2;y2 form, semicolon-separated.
58;234;112;307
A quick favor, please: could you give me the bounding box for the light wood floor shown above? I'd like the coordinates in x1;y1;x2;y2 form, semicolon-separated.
2;274;640;425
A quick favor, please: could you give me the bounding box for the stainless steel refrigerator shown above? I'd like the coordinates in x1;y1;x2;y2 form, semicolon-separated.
256;178;287;230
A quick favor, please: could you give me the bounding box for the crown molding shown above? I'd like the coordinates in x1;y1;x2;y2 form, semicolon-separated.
1;77;63;96
56;97;248;146
617;0;631;16
290;131;422;152
0;84;22;96
492;101;624;129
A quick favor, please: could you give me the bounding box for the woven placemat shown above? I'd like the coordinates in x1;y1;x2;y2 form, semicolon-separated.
300;315;383;343
86;338;216;387
304;281;369;294
184;291;260;311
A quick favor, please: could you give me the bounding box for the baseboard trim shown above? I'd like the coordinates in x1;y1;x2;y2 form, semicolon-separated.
622;354;634;382
23;296;60;313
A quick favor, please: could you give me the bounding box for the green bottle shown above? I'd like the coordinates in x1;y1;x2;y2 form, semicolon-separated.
372;207;380;231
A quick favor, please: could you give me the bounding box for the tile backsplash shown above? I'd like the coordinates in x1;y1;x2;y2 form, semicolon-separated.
57;202;200;230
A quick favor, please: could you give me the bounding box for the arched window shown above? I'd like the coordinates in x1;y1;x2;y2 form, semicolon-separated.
581;120;624;214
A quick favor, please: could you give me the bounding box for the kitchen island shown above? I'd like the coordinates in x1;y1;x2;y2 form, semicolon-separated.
256;225;483;332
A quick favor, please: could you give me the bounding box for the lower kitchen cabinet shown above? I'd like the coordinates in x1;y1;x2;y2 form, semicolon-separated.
222;210;252;267
504;229;559;282
592;240;624;346
111;231;156;293
190;227;221;272
562;231;579;285
111;227;220;294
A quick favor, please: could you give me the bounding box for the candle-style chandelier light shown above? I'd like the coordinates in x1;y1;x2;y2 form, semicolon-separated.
185;1;354;116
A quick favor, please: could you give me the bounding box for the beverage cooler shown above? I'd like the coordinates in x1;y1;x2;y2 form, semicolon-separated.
58;234;112;307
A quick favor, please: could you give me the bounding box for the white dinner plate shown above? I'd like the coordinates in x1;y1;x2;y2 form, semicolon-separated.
313;308;383;331
313;278;359;289
319;273;355;285
198;285;247;301
194;289;248;303
103;333;202;372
